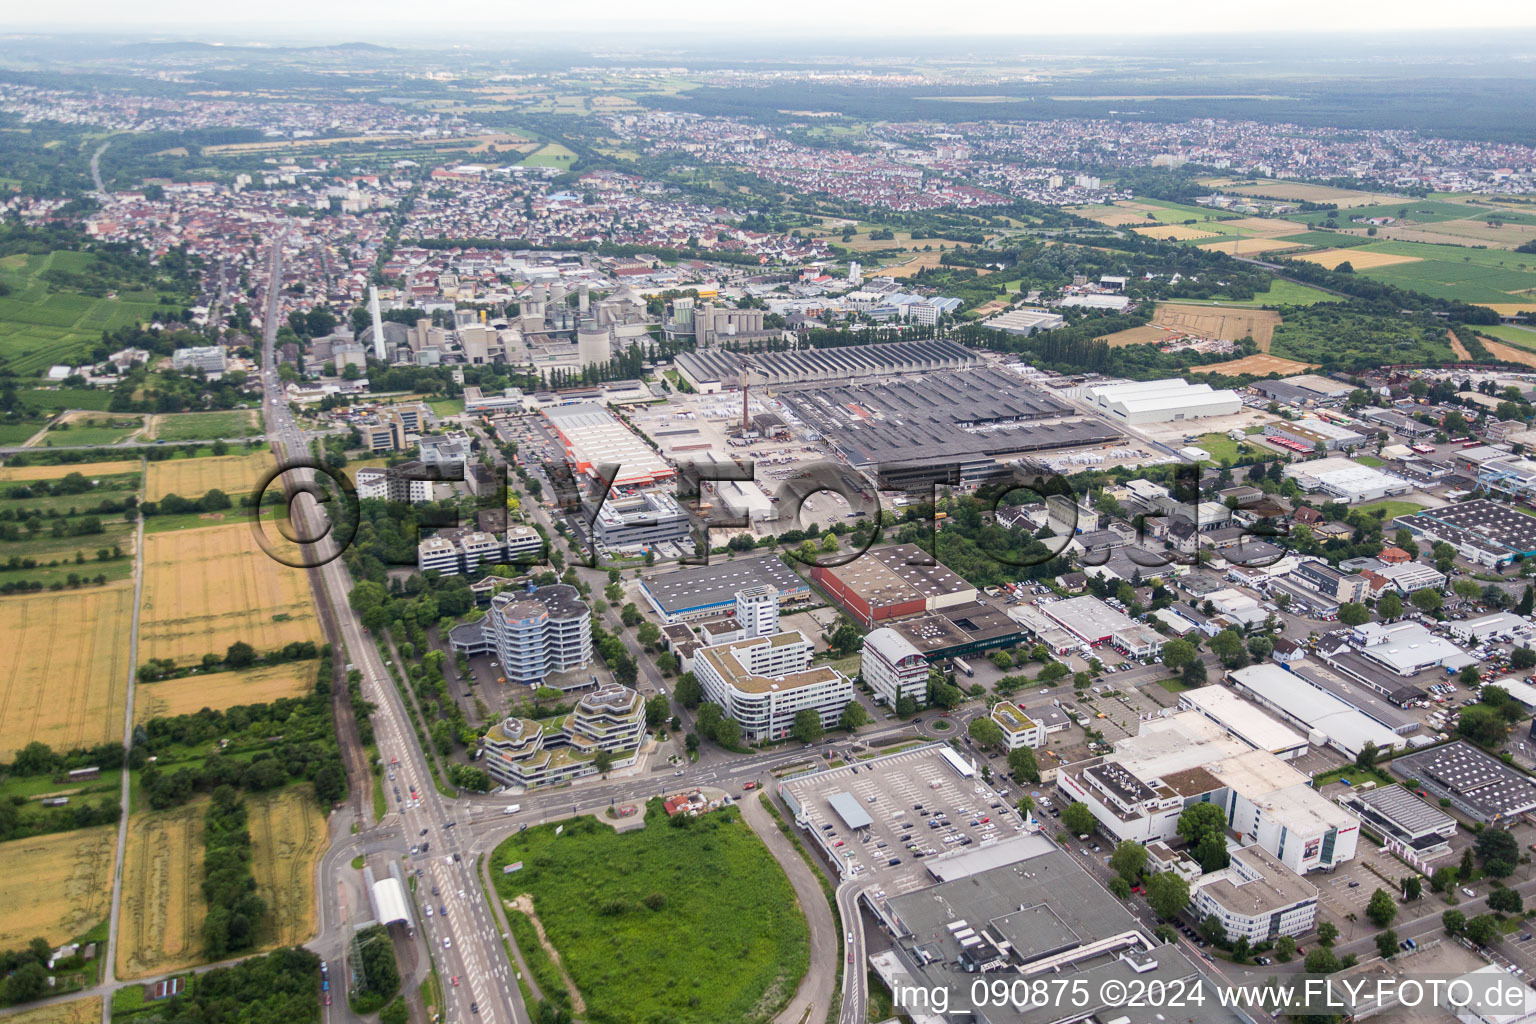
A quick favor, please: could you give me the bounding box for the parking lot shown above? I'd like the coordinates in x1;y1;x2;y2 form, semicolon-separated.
779;746;1027;896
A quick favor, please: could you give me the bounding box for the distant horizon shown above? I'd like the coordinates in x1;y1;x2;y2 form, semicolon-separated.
6;0;1536;42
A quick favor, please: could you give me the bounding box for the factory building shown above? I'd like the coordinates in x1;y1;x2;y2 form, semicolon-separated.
807;544;977;628
1337;785;1457;861
1178;686;1310;760
1393;499;1536;568
542;403;674;488
1081;379;1243;425
1264;418;1366;453
673;339;979;392
1282;458;1412;503
1392;741;1536;823
1037;595;1164;658
1226;663;1407;758
639;554;810;623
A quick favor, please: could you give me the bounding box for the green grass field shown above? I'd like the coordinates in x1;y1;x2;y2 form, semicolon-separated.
1188;433;1247;465
35;415;144;447
519;143;577;168
1284;238;1536;304
490;803;808;1024
1171;279;1337;307
152;410;261;441
0;252;183;377
427;398;464;418
1354;500;1426;521
1275;231;1375;249
14;389;117;412
1477;324;1536;351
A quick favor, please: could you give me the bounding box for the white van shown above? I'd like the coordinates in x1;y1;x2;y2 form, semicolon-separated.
503;804;521;815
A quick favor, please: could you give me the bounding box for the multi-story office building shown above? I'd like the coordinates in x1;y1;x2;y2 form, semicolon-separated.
417;525;542;575
172;345;227;376
1192;845;1319;943
481;684;645;788
419;432;472;468
693;631;853;742
449;584;592;687
357;461;437;503
860;627;929;707
589;490;690;550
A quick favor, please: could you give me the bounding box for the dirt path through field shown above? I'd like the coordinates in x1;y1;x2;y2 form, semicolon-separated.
1447;330;1472;361
507;895;587;1014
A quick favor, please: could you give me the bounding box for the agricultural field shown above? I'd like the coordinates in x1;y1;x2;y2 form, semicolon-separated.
148;409;262;442
1211;180;1403;207
1476;324;1536;350
139;522;320;666
117;800;206;980
1152;303;1282;349
519;143;578;168
0;825;117;948
247;787;327;948
3;996;103;1024
1097;324;1188;348
0;460;138;482
1280;237;1536;304
491;804;808;1024
1190;353;1317;376
1474;333;1536;369
29;411;145;447
145;451;275;501
135;663;314;723
1132;223;1219;241
0;251;183;377
1169;279;1337;307
1293;248;1422;271
1197;238;1305;255
0;586;133;760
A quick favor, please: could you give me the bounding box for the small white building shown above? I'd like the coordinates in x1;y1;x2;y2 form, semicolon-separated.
990;701;1046;750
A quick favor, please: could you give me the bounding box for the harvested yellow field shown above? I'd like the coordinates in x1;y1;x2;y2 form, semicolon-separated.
866;249;989;278
1383;218;1536;249
1133;224;1220;241
117;801;206;980
140;523;320;666
0;586;133;760
1197;238;1305;255
135;664;314;723
1221;181;1400;208
0;460;138;482
146;452;276;502
3;996;103;1024
1191;353;1317;376
1478;303;1536;317
1293;248;1422;271
1214;216;1312;237
249;787;327;947
1153;303;1283;349
0;826;116;948
1099;324;1186;348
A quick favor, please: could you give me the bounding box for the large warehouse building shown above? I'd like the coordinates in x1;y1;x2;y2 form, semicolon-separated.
807;544;977;627
1080;379;1242;425
542;402;674;488
1393;498;1536;568
775;367;1121;488
1037;595;1164;658
674;339;979;392
639;554;809;622
1392;741;1536;823
1226;663;1408;758
1283;458;1413;503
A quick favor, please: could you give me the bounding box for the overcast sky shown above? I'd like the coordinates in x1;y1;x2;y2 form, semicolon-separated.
12;0;1536;38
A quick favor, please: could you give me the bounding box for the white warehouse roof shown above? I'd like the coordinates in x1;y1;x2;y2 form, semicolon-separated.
1180;686;1309;756
1084;379;1242;422
1228;663;1407;757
